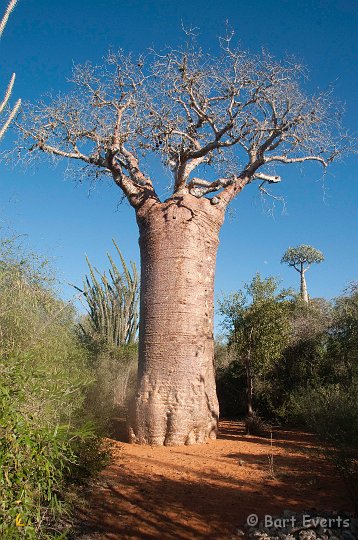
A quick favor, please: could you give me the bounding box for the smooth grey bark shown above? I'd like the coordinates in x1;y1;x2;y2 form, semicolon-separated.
300;265;309;304
129;194;224;445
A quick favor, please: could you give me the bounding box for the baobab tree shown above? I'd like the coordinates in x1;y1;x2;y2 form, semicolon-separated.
281;244;324;303
16;37;348;445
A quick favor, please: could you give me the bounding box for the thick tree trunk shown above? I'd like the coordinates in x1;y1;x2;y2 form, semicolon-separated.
300;270;309;304
129;194;224;445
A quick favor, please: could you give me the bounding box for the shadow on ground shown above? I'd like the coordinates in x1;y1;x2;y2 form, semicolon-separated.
73;420;352;540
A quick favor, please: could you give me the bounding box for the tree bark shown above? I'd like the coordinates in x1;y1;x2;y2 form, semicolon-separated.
129;194;225;445
245;361;254;418
300;269;309;304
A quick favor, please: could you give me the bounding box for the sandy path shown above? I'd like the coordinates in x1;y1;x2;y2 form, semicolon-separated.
75;421;352;539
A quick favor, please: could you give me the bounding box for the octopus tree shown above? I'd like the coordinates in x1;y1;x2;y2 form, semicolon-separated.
0;0;21;141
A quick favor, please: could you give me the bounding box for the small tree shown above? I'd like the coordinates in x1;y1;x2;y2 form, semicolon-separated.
281;244;324;303
218;274;291;418
0;0;21;141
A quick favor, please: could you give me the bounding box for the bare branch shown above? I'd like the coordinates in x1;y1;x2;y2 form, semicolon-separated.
258;182;285;201
15;38;353;209
0;98;20;140
214;175;251;208
0;0;17;38
187;176;233;197
253;172;281;183
119;145;156;193
34;138;92;163
0;2;20;141
264;155;328;167
0;73;16;115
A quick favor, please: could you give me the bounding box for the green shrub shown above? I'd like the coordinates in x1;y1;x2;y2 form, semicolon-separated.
289;383;358;512
0;238;108;537
1;361;89;538
83;339;138;433
215;341;247;418
244;412;272;437
289;383;358;447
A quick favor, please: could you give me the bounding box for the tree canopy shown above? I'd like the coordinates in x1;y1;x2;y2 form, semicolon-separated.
17;36;350;209
281;244;324;271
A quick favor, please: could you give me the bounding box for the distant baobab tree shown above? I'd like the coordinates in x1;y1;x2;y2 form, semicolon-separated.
16;32;351;445
0;0;21;141
281;244;324;303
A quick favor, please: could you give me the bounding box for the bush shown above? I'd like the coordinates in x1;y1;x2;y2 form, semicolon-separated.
283;288;358;512
289;383;358;512
244;412;272;437
0;238;108;537
83;338;138;434
215;341;247;418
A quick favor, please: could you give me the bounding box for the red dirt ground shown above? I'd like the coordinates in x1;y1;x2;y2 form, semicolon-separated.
75;420;352;540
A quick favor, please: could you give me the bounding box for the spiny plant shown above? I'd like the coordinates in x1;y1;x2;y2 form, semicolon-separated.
0;0;21;140
77;239;139;346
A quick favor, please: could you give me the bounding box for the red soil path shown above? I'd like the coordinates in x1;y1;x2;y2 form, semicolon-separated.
75;420;352;539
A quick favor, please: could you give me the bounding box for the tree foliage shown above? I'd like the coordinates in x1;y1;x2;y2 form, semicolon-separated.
327;282;358;383
287;286;358;512
281;244;324;270
219;274;292;375
218;274;292;416
217;277;358;509
272;298;332;417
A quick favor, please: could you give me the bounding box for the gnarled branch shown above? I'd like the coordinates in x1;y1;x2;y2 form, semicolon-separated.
15;38;351;209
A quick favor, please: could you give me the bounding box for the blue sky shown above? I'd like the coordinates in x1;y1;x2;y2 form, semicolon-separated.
0;0;357;331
